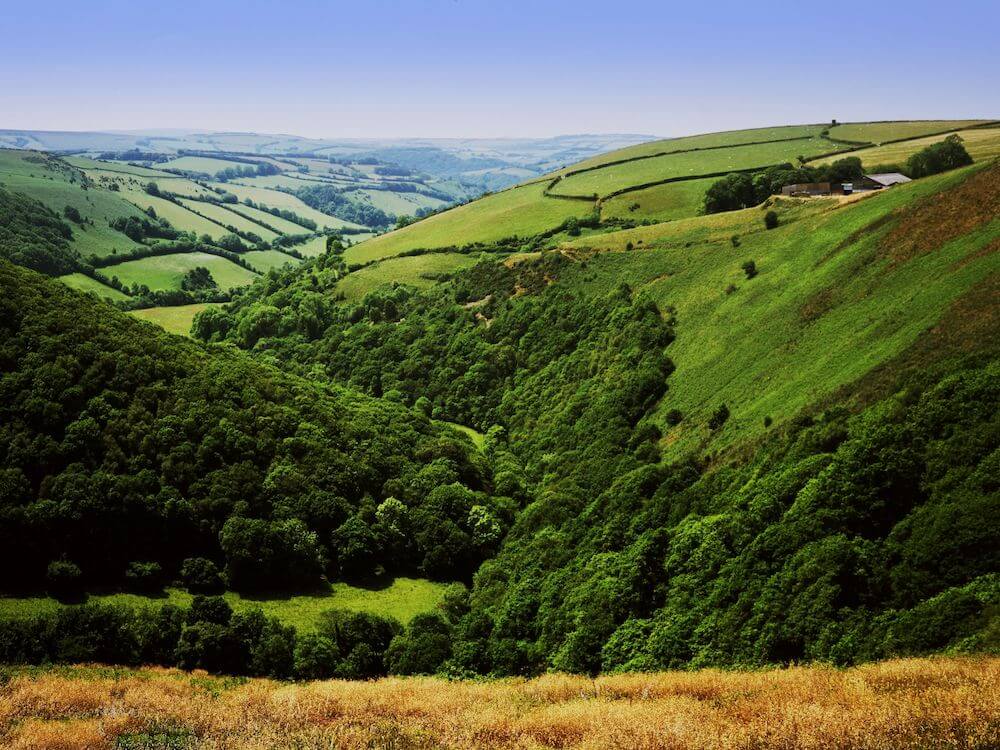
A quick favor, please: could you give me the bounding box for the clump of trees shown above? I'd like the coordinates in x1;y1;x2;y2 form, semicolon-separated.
294;184;393;229
704;157;864;213
0;188;79;275
180;266;218;292
906;135;973;178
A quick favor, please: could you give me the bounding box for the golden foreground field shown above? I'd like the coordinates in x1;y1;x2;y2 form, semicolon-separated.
1;657;998;749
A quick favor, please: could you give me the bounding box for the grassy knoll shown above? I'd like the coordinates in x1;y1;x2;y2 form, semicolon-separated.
599;175;719;222
226;202;313;234
0;578;447;631
550;124;828;175
177;197;279;241
827;119;992;144
128;302;223;336
336;252;480;301
813;126;1000;169
105;251;258;292
344;182;591;264
120;189;230;240
550;136;844;198
2;657;996;749
561;163;1000;457
243;249;303;273
211;182;367;231
56;272;129;301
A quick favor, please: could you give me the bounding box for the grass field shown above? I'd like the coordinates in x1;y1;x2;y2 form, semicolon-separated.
812;127;1000;169
1;657;995;750
56;273;129;301
550;124;828;176
561;163;1000;457
160;155;259;175
551;137;845;198
827;119;992;144
243;249;303;273
231;173;333;191
210;183;367;231
121;189;230;240
0;578;447;632
600;176;719;222
286;235;330;257
177;198;279;241
344;182;592;264
345;187;447;215
62;155;174;177
103;252;259;292
337;252;480;301
0;150;147;259
128;303;223;336
225;202;313;235
436;420;486;450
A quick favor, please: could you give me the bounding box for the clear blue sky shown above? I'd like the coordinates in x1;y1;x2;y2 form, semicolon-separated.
2;0;997;139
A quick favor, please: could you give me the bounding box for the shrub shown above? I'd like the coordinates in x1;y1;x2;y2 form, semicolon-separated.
742;260;758;279
63;205;82;224
708;404;730;430
906;135;973;179
125;561;164;593
46;560;83;600
180;558;226;594
665;409;683;426
764;211;779;230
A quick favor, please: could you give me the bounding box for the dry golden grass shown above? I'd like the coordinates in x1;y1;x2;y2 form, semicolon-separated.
1;657;998;749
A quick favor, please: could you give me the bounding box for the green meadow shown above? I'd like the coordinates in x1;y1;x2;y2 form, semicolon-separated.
128;303;223;336
345;187;447;215
551;137;844;198
336;252;480;301
826;119;991;144
813;127;1000;169
104;251;259;292
243;249;303;273
0;578;448;632
599;176;719;222
177;197;280;241
121;189;230;240
344;182;590;264
211;182;366;230
160;155;257;175
57;272;129;301
226;202;314;234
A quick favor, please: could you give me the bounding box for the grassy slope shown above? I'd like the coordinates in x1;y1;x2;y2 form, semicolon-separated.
346;188;447;215
120;189;230;240
551;137;843;197
344;182;590;264
243;249;303;273
336;252;480;302
600;176;719;222
128;302;223;336
177;198;280;241
0;578;447;631
0;150;145;259
211;182;367;231
226;202;312;234
105;251;259;292
3;657;996;750
160;155;257;174
56;273;129;301
813;127;1000;169
827;120;992;143
560;163;1000;457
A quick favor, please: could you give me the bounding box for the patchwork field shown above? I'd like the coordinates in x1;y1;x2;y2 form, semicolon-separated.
550;137;845;198
1;657;995;750
211;182;366;230
103;252;259;292
345;187;447;215
226;201;314;235
128;302;223;336
812;127;1000;169
56;272;129;301
160;155;256;175
177;197;279;241
243;248;303;273
336;252;480;301
0;578;447;632
62;155;174;178
600;176;720;222
120;189;229;239
345;182;591;264
286;234;331;257
562;163;1000;457
827;119;993;144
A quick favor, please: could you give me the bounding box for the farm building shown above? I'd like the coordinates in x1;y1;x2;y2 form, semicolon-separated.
781;182;848;197
857;172;912;189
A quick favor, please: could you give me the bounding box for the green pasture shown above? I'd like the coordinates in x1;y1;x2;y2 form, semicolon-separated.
129;303;223;336
344;182;592;264
62;156;174;177
243;249;303;273
57;273;129;301
826;120;992;144
0;578;448;631
812;127;1000;169
177;198;279;241
211;183;367;231
600;176;719;222
336;252;480;302
346;188;447;215
121;189;229;240
103;251;259;292
226;202;313;235
160;155;260;175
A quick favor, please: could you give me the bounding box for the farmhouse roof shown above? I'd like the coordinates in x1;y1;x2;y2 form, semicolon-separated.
865;173;912;187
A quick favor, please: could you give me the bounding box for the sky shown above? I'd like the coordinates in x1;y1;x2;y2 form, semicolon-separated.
2;0;998;140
